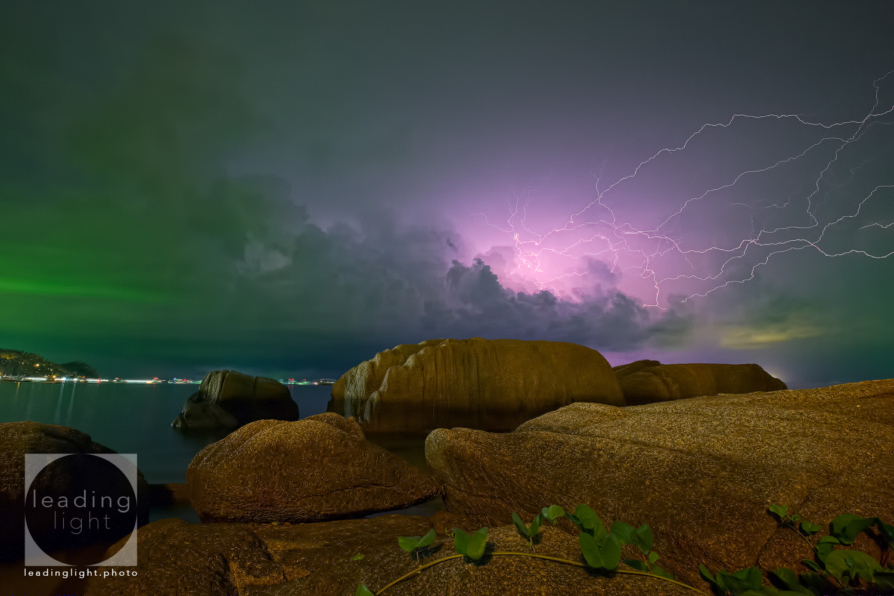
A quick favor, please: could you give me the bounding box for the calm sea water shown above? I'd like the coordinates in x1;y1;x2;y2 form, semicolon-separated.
0;381;335;484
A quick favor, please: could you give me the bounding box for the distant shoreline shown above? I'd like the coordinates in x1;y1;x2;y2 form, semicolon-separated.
0;376;336;386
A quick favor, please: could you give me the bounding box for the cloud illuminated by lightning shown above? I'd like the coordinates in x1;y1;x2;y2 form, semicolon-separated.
473;71;894;308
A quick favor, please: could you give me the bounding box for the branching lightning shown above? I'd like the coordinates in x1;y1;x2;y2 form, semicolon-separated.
473;71;894;308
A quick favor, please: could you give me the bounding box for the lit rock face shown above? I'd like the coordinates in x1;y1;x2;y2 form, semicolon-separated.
613;360;787;405
426;380;894;587
328;338;625;437
0;421;149;561
187;413;441;523
172;370;298;430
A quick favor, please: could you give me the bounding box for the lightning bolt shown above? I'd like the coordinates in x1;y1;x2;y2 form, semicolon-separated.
472;70;894;308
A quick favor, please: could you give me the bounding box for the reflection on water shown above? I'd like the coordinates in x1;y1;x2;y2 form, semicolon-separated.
0;380;443;591
0;381;335;483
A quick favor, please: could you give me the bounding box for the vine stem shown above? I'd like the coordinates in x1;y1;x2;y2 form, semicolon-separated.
784;520;816;551
781;521;845;589
373;552;706;595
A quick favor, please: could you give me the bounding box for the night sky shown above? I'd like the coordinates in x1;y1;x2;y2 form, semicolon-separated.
2;1;893;385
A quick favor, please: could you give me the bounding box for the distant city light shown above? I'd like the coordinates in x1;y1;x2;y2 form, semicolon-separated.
0;376;334;385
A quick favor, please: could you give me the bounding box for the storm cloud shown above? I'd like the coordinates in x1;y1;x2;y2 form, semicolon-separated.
1;2;892;385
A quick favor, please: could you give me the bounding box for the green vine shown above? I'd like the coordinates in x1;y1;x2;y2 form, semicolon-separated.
699;505;894;596
355;503;703;595
355;504;894;596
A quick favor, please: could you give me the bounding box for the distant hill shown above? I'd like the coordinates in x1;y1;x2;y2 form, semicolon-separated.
0;349;99;378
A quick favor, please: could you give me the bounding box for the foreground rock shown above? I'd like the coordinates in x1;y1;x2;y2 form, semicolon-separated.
85;515;692;596
0;422;149;561
329;338;624;436
172;370;298;430
613;360;786;405
426;379;894;586
187;413;440;523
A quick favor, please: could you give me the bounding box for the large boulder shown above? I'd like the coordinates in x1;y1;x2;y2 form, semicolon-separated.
613;360;786;405
86;515;693;596
425;379;894;588
328;338;624;436
172;370;298;430
0;421;149;562
187;413;441;523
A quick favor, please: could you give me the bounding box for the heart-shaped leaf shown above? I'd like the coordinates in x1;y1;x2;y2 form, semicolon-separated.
530;513;542;537
452;528;470;555
699;564;724;593
733;566;764;591
876;520;894;546
512;512;528;536
633;524;653;554
512;512;541;539
772;567;800;590
840;517;876;545
799;521;822;535
830;514;866;542
356;584;375;596
579;531;603;568
798;571;831;595
769;504;789;519
466;527;488;560
648;551;660;564
599;534;622;570
574;504;606;538
716;569;749;595
814;536;840;563
544;504;565;523
416;528;436;549
610;521;636;545
824;550;881;584
398;535;421;552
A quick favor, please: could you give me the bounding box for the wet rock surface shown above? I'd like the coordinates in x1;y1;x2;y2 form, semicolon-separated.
187;413;441;523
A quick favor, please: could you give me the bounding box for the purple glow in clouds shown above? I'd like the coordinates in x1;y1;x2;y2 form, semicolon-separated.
469;71;894;308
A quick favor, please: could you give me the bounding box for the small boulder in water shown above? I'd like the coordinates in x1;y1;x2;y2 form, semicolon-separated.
171;370;298;430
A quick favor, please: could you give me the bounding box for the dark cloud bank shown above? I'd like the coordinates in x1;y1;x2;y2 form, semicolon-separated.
223;204;693;372
0;35;689;378
2;16;891;384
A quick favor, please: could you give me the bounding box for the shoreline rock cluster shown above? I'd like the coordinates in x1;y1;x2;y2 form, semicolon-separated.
81;377;893;596
329;338;786;436
2;338;887;596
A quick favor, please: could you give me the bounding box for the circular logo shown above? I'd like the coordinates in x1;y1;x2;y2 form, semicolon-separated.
24;454;138;565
